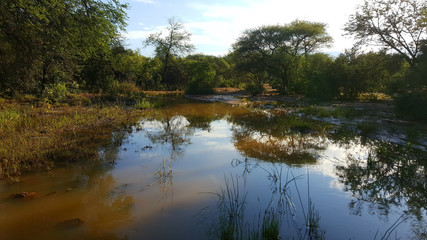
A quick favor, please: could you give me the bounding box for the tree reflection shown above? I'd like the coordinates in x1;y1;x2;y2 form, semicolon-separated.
229;111;328;165
145;114;194;160
335;141;427;219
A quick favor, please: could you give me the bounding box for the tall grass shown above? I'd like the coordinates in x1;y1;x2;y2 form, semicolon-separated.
0;98;148;180
374;214;408;240
201;164;328;240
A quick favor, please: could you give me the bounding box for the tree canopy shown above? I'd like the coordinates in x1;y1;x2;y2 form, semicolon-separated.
0;0;128;94
232;20;332;94
144;17;194;88
345;0;427;67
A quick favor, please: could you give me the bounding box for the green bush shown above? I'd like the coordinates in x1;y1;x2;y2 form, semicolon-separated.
245;82;264;95
42;83;68;103
106;81;144;101
394;92;427;120
185;60;216;95
134;98;151;109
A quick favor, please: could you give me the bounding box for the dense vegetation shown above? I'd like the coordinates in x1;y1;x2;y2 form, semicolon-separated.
0;0;426;118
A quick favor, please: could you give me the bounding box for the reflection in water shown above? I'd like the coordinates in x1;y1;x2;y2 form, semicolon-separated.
335;140;427;238
144;115;194;160
1;101;426;239
0;122;136;240
336;140;426;217
154;158;174;198
202;163;326;240
229;110;328;165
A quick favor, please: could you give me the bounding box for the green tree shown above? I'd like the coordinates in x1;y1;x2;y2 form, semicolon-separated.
331;48;405;99
345;0;427;68
186;54;232;87
232;20;332;94
0;0;128;95
305;53;337;100
394;46;427;120
144;17;195;88
184;59;216;94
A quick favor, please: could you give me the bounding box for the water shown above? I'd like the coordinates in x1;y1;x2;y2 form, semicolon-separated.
0;101;426;239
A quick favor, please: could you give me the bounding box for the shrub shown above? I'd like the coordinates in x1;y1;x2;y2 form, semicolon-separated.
245;82;264;95
134;98;151;109
185;60;216;95
394;92;427;120
106;81;144;101
42;83;68;103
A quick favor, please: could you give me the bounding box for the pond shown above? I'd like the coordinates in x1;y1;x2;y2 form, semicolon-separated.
0;100;426;240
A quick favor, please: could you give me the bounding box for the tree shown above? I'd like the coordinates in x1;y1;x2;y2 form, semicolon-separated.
330;48;405;99
345;0;427;67
184;58;216;94
0;0;128;94
232;20;332;94
305;53;337;100
144;17;194;88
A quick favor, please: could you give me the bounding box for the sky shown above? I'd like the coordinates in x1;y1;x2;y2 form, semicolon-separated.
122;0;366;57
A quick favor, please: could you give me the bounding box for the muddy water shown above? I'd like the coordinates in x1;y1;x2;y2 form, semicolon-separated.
0;101;426;239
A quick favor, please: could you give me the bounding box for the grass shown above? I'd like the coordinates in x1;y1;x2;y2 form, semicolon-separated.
406;126;420;144
134;98;151;109
357;120;379;135
0;95;149;180
203;168;326;240
358;93;392;102
203;175;280;240
275;115;330;134
298;105;364;119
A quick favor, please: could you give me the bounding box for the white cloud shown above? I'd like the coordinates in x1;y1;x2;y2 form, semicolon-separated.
124;0;365;55
185;0;364;54
125;30;151;40
124;25;164;40
133;0;157;4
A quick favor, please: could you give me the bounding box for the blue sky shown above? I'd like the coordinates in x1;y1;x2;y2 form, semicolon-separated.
123;0;365;57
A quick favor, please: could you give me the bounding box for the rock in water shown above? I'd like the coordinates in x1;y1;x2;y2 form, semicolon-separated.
10;192;36;199
55;218;84;229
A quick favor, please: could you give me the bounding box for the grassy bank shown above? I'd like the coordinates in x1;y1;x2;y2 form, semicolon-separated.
0;96;150;181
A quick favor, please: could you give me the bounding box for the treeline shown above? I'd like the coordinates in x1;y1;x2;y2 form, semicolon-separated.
0;0;426;117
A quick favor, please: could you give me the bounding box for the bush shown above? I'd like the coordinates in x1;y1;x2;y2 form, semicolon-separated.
134;98;151;109
42;83;68;103
184;60;216;95
394;92;427;120
245;82;264;95
106;81;144;101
